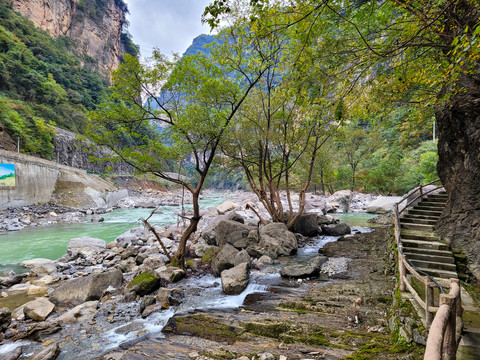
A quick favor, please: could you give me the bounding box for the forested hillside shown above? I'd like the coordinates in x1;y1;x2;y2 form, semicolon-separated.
0;0;136;159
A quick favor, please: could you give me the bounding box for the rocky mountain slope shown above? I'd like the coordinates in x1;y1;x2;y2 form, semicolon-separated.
11;0;127;77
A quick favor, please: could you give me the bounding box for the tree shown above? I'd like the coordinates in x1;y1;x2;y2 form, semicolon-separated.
204;0;480;277
87;30;274;267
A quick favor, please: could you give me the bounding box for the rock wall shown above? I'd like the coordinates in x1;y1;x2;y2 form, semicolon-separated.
11;0;126;77
54;128;132;174
436;73;480;279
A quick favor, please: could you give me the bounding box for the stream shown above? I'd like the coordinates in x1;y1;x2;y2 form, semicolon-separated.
0;199;378;359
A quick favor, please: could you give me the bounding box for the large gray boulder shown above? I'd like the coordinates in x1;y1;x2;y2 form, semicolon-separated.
201;212;246;245
50;269;123;304
211;243;239;276
328;190;353;213
221;262;250;295
321;223;351;236
366;196;402;214
156;287;184;306
23;297;55;321
215;220;254;248
125;272;161;296
154;266;185;284
0;271;24;288
280;256;327;278
252;223;298;259
67;236;106;257
21;259;57;276
294;213;321;237
216;200;237;215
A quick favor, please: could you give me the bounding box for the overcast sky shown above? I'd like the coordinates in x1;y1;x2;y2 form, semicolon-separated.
124;0;213;58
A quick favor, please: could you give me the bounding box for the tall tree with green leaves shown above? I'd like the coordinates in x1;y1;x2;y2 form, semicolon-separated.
204;0;480;277
87;28;275;267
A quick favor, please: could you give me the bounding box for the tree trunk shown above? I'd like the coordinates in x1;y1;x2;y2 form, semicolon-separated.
435;73;480;278
174;191;200;269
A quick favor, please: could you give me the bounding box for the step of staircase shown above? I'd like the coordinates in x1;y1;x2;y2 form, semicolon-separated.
400;231;440;242
424;196;447;203
402;213;440;221
415;266;458;279
401;239;449;251
400;217;437;225
415;201;445;208
407;209;443;217
403;252;455;264
409;259;457;272
413;205;444;213
400;222;434;232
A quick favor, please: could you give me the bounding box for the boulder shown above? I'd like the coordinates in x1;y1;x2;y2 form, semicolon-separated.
215;220;254;247
67;236;106;257
31;342;60;360
126;272;161;296
154;266;185;284
201;211;245;245
156;287;184;306
23;297;55;321
294;213;321;237
0;307;11;331
142;254;165;270
0;346;22;360
50;269;123;304
321;222;351;236
116;226;150;247
56;301;98;324
253;255;273;270
280;256;327;278
328;190;353;212
0;272;24;288
366;196;402;214
211;244;239;276
21;259;57;277
217;200;237;215
234;249;251;266
304;196;334;214
221;262;250;295
254;222;298;259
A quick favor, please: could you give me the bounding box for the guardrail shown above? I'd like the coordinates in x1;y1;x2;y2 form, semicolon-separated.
393;180;463;359
424;278;463;360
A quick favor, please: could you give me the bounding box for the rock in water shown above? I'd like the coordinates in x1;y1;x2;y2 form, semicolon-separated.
294;213;322;237
221;262;250;295
253;222;298;259
215;220;253;247
23;297;55;321
50;269;123;304
321;222;351;236
67;236;106;257
211;243;239;276
280;255;328;278
31;342;60;360
0;346;22;360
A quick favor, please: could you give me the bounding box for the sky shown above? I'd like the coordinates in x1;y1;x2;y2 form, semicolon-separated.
124;0;213;58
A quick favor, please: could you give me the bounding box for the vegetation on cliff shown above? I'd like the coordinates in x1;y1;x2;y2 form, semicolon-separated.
0;0;130;158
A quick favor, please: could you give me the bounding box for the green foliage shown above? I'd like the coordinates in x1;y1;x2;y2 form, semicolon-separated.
0;1;110;157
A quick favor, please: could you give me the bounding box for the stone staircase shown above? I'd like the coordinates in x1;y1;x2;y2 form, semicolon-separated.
400;192;458;282
399;191;480;359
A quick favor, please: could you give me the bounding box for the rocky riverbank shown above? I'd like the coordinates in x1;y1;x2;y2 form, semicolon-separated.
0;188;427;360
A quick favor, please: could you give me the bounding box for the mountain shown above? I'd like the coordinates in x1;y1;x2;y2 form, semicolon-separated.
182;34;218;57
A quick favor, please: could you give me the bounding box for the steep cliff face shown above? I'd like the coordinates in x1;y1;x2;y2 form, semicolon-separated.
54;128;133;174
11;0;126;76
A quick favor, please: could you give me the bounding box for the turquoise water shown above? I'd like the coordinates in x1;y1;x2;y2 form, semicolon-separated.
0;197;226;273
334;212;379;227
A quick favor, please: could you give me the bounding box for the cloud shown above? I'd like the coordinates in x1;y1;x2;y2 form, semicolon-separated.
124;0;213;57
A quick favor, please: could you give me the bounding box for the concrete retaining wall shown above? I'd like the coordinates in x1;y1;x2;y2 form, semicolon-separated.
0;150;86;209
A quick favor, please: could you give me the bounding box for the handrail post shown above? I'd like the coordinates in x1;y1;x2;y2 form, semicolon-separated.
425;279;434;328
441;292;457;360
399;254;406;292
419;184;424;199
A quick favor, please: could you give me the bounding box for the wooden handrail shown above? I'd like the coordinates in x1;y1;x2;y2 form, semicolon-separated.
424;279;463;360
393;181;463;359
